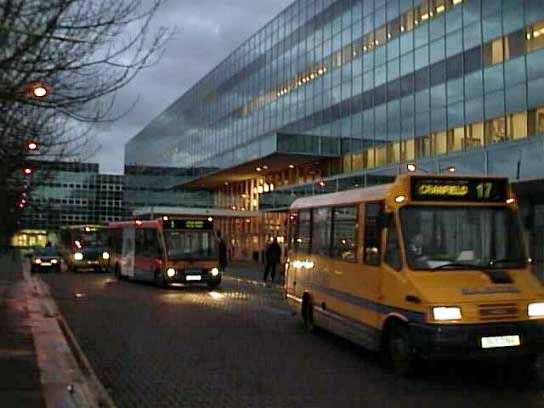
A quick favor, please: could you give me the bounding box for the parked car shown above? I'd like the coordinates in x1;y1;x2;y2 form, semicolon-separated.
31;246;62;273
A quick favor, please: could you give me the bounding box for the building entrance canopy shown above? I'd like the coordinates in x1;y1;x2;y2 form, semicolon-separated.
177;133;342;189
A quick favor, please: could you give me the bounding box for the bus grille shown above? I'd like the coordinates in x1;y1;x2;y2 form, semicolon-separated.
478;303;519;321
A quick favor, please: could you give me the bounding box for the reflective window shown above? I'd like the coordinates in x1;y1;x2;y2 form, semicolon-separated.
364;202;384;265
295;209;312;253
312;207;332;256
331;206;358;262
385;214;402;271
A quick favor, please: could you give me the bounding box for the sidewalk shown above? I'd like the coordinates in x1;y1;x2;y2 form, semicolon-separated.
225;261;285;288
0;252;46;407
0;251;116;408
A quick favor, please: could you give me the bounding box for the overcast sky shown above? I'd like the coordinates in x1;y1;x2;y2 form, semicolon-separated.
91;0;293;174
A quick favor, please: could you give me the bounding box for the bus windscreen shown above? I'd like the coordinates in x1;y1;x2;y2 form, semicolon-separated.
164;230;217;260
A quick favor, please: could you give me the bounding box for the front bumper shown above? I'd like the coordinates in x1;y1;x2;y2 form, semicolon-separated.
167;270;222;285
72;259;108;269
409;320;544;360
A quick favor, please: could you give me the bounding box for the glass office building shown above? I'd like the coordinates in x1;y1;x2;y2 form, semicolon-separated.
126;0;544;261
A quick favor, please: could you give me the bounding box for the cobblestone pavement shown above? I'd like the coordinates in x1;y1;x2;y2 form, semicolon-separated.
42;271;544;408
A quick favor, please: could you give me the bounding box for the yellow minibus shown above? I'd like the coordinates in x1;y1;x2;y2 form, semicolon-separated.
285;174;544;373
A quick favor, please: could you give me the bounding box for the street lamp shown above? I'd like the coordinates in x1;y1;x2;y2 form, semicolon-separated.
24;81;51;99
23;167;32;175
27;141;38;151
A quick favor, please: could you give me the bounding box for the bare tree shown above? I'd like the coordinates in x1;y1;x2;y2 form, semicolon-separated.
0;0;171;244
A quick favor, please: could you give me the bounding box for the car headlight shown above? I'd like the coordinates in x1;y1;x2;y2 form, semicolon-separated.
74;252;83;261
528;302;544;317
166;268;176;278
34;258;42;264
210;267;219;277
432;306;462;321
102;252;110;260
51;259;58;264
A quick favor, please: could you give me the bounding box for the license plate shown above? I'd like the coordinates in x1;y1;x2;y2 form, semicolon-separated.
186;275;202;281
481;335;520;349
41;263;51;266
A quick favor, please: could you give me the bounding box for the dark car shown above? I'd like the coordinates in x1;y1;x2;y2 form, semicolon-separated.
31;247;62;273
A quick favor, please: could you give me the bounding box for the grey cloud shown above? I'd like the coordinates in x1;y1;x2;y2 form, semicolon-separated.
90;0;293;174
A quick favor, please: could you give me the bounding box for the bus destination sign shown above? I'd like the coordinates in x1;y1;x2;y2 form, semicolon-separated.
411;177;508;202
164;219;214;230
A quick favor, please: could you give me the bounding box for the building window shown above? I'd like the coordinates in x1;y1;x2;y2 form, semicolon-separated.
485;117;507;144
415;134;433;158
483;38;504;66
527;21;544;53
466;122;484;148
447;127;465;152
434;131;448;155
507;112;528;140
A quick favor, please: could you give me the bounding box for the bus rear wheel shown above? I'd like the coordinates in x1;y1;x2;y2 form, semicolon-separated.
386;323;416;376
301;296;315;333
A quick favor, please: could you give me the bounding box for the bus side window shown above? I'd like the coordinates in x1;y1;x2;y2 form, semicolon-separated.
295;209;312;253
385;214;402;271
135;229;145;255
364;202;384;265
312;207;332;256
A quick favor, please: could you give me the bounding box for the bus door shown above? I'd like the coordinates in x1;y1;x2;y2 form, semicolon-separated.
360;201;385;327
134;227;161;281
121;227;135;278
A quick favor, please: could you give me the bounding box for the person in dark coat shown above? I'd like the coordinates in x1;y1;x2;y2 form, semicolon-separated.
217;231;228;271
263;237;282;283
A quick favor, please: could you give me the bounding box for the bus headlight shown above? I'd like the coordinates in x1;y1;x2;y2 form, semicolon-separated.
528;302;544;317
74;252;83;261
102;252;110;260
51;259;58;264
432;306;462;321
34;258;42;264
166;268;176;278
210;267;219;277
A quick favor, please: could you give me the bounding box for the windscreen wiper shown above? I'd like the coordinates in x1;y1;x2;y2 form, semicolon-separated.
488;258;524;266
430;262;487;271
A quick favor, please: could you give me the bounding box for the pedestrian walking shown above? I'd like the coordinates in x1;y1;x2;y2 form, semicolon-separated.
217;231;228;271
263;237;281;283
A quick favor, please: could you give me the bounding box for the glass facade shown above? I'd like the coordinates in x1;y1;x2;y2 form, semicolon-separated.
123;165;213;210
127;0;544;184
125;0;544;261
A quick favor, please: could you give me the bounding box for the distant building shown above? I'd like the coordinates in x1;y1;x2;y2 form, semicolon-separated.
13;161;215;248
14;161;125;247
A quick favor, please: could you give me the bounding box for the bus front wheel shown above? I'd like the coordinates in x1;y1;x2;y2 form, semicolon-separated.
385;323;416;376
114;264;123;280
154;270;167;288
